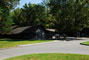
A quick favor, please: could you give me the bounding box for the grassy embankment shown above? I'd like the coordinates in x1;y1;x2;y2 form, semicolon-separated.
5;53;89;60
81;41;89;46
0;38;52;49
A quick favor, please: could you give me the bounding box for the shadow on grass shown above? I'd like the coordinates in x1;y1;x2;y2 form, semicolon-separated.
0;38;53;42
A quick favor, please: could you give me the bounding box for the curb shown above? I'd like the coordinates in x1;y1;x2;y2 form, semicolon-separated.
19;40;58;47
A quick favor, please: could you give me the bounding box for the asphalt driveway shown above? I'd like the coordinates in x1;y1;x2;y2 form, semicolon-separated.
0;37;89;60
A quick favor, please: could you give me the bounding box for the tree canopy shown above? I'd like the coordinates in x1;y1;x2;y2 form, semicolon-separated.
1;0;89;36
11;3;56;28
46;0;89;35
0;0;19;34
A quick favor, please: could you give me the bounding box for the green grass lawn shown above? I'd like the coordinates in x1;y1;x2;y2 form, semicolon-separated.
5;53;89;60
81;41;89;45
0;39;52;49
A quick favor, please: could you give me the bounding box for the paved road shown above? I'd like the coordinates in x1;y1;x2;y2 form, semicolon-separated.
0;38;89;60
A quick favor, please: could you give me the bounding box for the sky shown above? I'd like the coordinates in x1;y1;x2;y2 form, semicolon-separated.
16;0;42;8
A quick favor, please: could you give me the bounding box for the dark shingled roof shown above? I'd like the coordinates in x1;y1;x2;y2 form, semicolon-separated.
11;25;46;34
11;25;58;35
12;26;32;34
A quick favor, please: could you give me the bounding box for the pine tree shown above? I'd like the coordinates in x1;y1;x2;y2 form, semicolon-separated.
0;0;19;34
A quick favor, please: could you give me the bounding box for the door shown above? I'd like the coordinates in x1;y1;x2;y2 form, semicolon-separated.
35;28;45;40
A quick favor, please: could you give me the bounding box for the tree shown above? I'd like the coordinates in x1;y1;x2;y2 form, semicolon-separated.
11;8;23;25
12;3;56;28
47;0;89;35
20;3;47;26
0;0;20;34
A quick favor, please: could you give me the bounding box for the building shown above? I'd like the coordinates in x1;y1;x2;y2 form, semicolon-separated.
11;25;60;40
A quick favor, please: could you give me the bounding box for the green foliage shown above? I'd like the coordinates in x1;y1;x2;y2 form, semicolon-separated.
44;14;56;28
0;7;3;21
0;0;19;34
22;3;46;26
12;3;56;28
11;8;23;25
0;16;12;34
47;0;89;34
0;0;20;10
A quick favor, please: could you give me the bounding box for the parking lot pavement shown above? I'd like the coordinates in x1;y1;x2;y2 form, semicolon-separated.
0;37;89;60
